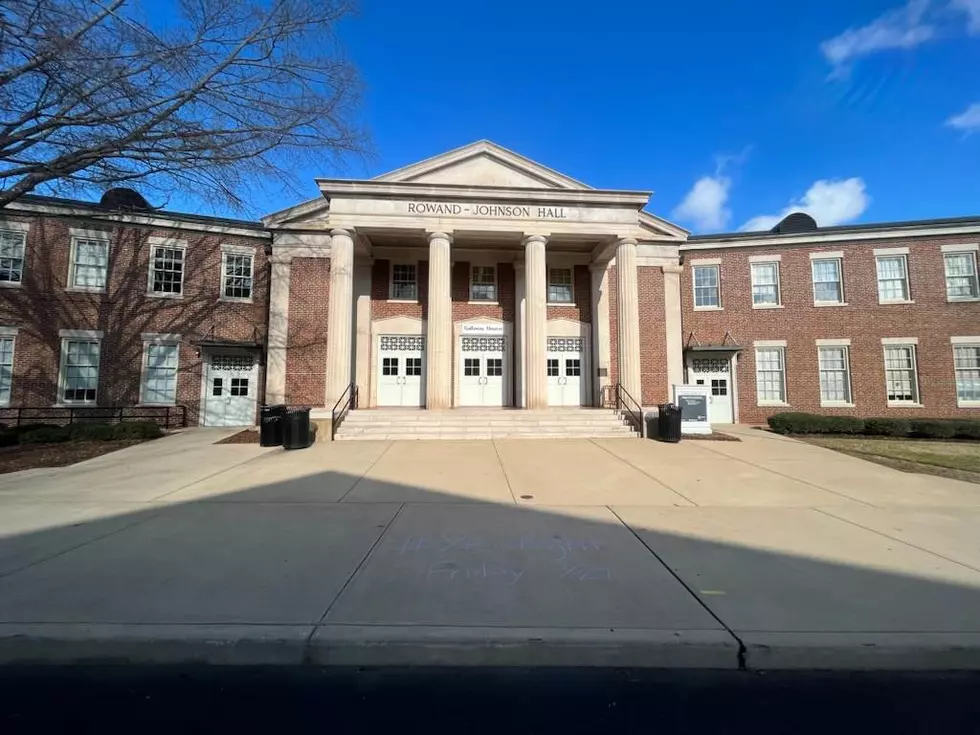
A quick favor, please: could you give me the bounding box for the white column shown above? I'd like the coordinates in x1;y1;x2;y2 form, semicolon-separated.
426;231;453;409
523;234;548;409
662;263;684;398
514;261;526;408
590;262;611;407
325;228;354;405
616;237;641;402
265;253;293;405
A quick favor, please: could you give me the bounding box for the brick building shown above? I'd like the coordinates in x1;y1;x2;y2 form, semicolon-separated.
0;141;977;429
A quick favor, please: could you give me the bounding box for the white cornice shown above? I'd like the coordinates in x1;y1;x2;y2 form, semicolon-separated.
682;223;980;250
261;196;330;228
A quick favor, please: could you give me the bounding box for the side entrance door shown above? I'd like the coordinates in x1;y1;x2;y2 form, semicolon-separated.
204;353;258;426
547;337;584;406
377;335;425;407
690;357;734;424
459;336;506;406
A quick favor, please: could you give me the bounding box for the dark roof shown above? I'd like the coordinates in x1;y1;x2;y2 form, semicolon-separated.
6;193;267;232
688;213;980;242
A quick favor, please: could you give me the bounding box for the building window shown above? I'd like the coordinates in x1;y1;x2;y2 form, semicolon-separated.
464;358;480;376
150;245;185;295
818;346;852;404
222;252;253;300
470;265;496;301
548;267;573;304
953;344;980;403
547;358;559;376
0;334;14;405
693;265;721;308
60;339;101;403
876;255;910;302
750;262;780;306
884;344;919;403
944;252;979;300
755;347;786;403
811;258;843;304
141;343;179;405
70;237;109;291
390;263;417;300
0;229;26;284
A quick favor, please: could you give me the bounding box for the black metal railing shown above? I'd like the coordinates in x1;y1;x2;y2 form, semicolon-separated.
614;384;644;437
0;405;188;429
330;383;358;440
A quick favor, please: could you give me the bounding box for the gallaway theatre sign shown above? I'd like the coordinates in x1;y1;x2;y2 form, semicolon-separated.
406;201;569;220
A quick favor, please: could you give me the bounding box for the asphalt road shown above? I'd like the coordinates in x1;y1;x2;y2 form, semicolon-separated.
2;667;979;733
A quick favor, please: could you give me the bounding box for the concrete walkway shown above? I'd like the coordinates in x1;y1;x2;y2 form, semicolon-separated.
0;427;978;670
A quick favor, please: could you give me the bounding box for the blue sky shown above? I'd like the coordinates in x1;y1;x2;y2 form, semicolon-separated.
211;1;980;231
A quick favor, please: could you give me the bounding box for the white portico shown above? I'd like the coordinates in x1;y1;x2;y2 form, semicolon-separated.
261;141;687;416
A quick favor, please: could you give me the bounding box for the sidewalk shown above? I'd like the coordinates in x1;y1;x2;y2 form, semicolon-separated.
1;431;979;670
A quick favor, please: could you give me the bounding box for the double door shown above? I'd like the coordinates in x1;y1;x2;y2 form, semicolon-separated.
459;336;506;406
691;357;734;423
547;337;584;406
377;335;425;407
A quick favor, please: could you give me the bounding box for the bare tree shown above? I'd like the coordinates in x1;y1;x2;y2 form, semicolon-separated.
0;0;365;210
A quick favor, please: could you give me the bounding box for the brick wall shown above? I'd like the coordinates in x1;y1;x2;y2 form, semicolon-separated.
372;259;429;320
681;236;980;423
284;257;330;406
638;266;669;405
0;213;269;425
547;264;591;323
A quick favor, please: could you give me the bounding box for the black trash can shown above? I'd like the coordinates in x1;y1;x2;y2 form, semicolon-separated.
657;403;682;443
644;410;659;440
259;404;287;447
282;407;313;450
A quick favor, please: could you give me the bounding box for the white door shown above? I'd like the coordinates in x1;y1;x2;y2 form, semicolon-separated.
459;336;506;406
690;357;734;424
204;353;258;426
547;337;584;406
377;335;425;407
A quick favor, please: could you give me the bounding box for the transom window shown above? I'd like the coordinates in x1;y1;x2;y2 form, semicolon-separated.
953;344;980;403
811;258;844;304
548;267;574;304
390;263;417;300
884;345;919;403
150;246;185;295
944;252;979;300
0;230;26;284
70;237;109;290
60;339;100;403
750;262;780;306
0;335;14;405
223;252;253;300
755;347;786;404
693;265;721;308
876;255;910;302
818;346;852;404
142;343;179;405
470;265;497;301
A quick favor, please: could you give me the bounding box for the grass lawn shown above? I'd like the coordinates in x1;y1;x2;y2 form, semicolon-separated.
0;440;141;475
803;436;980;484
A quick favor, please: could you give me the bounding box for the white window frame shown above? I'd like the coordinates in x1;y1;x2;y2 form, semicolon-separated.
140;335;181;406
753;341;788;406
0;221;29;288
881;338;921;406
147;237;188;299
874;248;912;304
57;329;103;406
749;258;781;308
68;229;110;293
942;245;979;302
951;336;980;407
692;262;722;310
0;326;18;406
469;264;497;303
547;266;575;305
816;339;853;407
388;261;418;302
809;252;846;305
220;245;254;303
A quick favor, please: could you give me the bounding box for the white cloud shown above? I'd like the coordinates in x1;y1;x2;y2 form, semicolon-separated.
946;102;980;133
672;175;732;232
820;1;935;76
951;0;980;33
741;178;870;232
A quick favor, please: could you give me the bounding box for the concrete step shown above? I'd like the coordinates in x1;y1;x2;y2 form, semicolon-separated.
335;419;630;429
337;425;636;437
335;430;639;441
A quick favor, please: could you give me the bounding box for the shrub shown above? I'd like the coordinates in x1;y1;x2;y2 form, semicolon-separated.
19;426;72;444
9;423;62;437
950;420;980;440
909;419;957;440
864;418;911;437
822;416;866;434
0;432;17;448
768;412;823;434
112;421;164;440
69;423;116;441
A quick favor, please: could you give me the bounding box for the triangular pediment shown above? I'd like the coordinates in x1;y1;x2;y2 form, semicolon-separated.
374;140;591;190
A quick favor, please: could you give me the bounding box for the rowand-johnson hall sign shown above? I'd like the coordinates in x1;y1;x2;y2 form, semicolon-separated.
406;201;569;220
